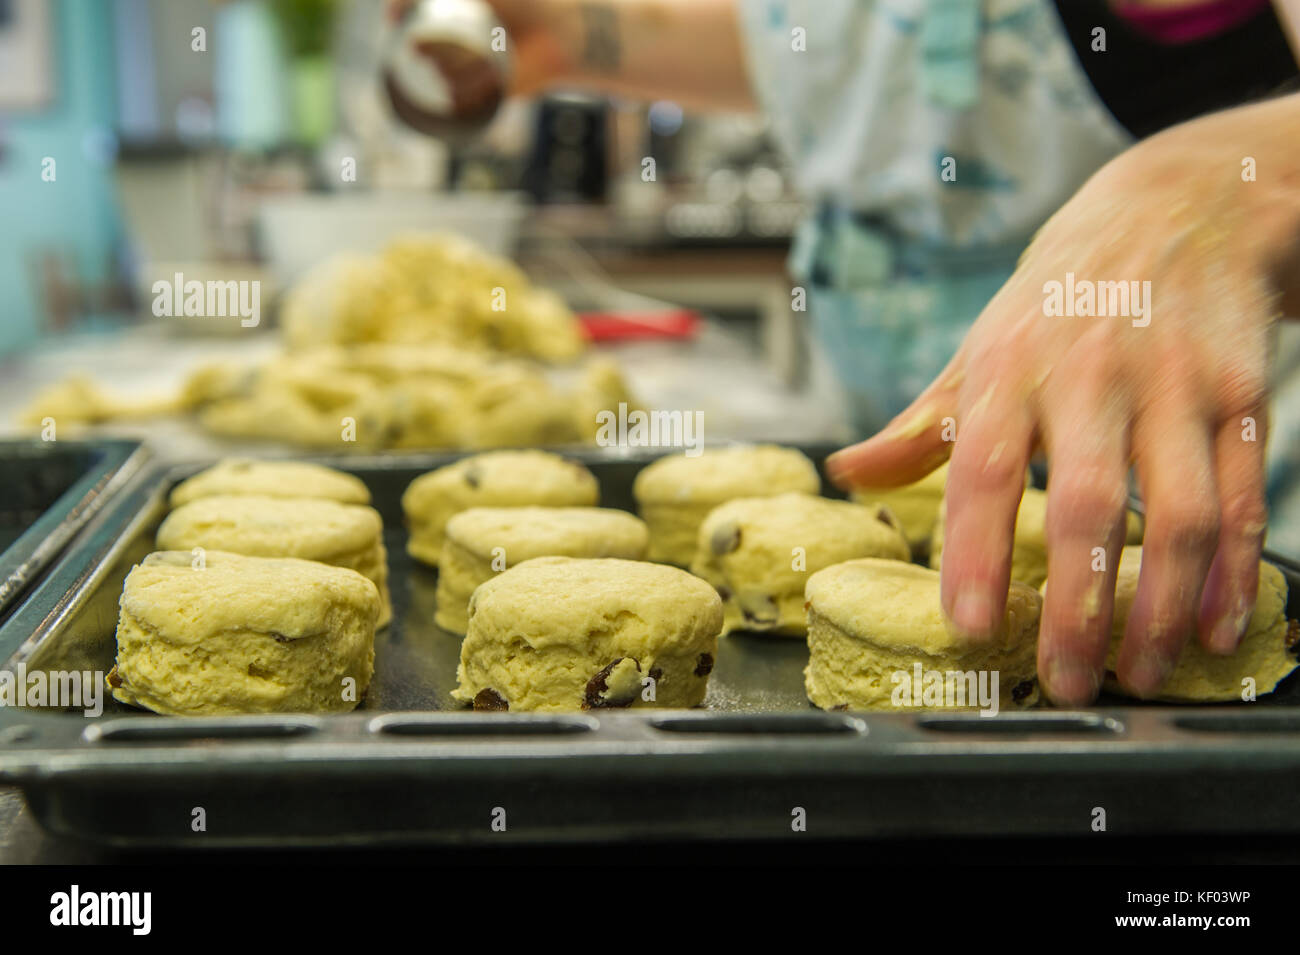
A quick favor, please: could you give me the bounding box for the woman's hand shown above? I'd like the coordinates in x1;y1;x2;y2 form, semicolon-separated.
827;95;1300;705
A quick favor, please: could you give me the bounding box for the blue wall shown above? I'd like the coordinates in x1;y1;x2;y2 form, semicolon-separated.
0;0;123;353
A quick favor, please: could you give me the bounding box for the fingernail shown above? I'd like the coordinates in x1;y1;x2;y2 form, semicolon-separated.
950;588;995;637
1125;654;1175;699
1044;659;1101;706
1206;617;1243;656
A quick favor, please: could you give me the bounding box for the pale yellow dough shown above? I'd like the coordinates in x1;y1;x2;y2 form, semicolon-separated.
109;551;379;715
929;487;1144;589
169;458;371;508
633;445;821;566
453;556;723;712
434;506;649;633
156;494;392;627
402;451;599;566
691;492;909;636
850;463;949;555
1097;546;1297;702
804;559;1042;712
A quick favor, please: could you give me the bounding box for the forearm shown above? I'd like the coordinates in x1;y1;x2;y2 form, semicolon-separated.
1079;91;1300;311
513;0;755;110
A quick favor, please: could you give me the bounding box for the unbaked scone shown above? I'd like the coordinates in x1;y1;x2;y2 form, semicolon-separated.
452;556;723;712
633;445;821;566
402;451;599;566
434;506;649;633
804;559;1042;712
690;492;909;636
108;551;379;715
850;463;948;556
1096;545;1297;701
929;487;1144;589
156;494;392;627
169;458;371;508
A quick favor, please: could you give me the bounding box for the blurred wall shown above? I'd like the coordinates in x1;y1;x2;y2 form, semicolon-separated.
0;0;122;353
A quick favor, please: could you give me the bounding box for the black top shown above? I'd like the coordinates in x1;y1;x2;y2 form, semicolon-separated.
1051;0;1299;138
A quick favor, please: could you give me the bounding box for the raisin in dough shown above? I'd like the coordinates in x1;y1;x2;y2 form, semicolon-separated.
633;445;820;566
402;450;599;567
691;492;909;636
452;556;722;712
435;506;648;633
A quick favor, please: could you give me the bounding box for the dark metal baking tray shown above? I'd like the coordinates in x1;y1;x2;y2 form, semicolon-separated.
1;445;1299;849
0;439;146;622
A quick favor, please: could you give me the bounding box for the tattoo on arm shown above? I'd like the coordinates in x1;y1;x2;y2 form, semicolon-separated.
579;3;621;72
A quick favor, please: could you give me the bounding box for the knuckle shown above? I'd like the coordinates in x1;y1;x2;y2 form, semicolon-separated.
1153;499;1220;551
1218;490;1268;542
1047;471;1127;527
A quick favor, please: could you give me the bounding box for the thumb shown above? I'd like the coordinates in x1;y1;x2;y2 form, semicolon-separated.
825;351;965;489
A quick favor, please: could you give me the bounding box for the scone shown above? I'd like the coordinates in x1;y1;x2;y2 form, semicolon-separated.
1097;545;1298;701
691;492;910;636
930;487;1144;589
804;559;1042;712
169;458;371;508
452;556;723;712
633;445;821;566
156;494;392;627
850;463;948;556
435;506;649;633
402;450;599;566
108;551;379;715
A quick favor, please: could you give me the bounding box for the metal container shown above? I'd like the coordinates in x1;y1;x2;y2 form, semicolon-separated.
1;445;1299;848
0;439;146;621
383;0;511;141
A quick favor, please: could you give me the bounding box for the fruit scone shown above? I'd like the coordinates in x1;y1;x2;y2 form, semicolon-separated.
169;457;371;508
804;559;1042;712
402;450;599;567
691;492;909;636
434;506;648;633
1086;545;1298;702
156;494;392;627
633;445;821;566
108;551;379;715
930;487;1144;589
453;556;723;712
850;463;948;558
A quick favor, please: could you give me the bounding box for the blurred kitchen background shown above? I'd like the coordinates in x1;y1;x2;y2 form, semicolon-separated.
0;0;850;451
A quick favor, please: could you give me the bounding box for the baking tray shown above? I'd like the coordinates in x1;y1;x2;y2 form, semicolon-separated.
0;439;146;622
1;445;1300;849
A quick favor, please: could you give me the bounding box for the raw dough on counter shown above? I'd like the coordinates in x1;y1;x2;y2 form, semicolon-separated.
690;492;910;636
1094;545;1298;702
633;445;821;566
402;450;599;567
169;458;371;507
156;494;392;627
280;233;585;362
929;487;1144;589
108;550;379;715
435;506;648;633
804;559;1042;712
453;556;722;712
